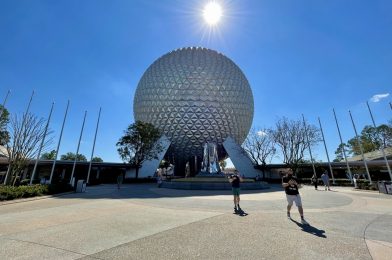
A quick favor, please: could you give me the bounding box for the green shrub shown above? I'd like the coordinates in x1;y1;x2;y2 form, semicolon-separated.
0;183;73;201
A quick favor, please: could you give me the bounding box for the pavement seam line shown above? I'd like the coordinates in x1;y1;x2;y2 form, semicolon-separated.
3;237;88;257
363;210;392;260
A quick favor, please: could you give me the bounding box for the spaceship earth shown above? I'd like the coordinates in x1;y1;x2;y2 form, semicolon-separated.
133;47;254;162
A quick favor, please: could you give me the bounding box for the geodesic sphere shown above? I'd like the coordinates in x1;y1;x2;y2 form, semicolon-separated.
133;47;254;161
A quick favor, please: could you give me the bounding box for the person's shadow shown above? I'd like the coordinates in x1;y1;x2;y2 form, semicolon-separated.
290;219;326;238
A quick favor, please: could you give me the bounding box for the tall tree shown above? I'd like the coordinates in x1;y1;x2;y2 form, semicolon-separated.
1;113;53;185
60;152;87;161
340;124;392;156
333;143;349;162
242;128;276;178
116;121;162;178
271;117;320;174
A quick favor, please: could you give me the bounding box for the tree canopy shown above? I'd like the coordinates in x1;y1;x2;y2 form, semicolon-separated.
271;117;320;173
334;123;392;160
243;128;276;167
91;157;103;162
41;149;57;160
0;105;10;146
60;152;87;161
116;121;162;178
2;112;53;185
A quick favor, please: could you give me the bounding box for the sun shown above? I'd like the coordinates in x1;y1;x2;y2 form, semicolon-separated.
203;2;222;26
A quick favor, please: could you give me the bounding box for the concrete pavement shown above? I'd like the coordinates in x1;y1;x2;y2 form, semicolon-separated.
0;184;391;259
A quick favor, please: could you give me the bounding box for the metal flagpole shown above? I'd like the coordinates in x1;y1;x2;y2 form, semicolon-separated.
366;101;392;180
30;102;54;185
348;110;372;184
302;114;316;177
4;91;34;184
70;111;87;186
1;90;11;116
318;117;335;184
86;107;101;184
333;108;353;183
49;100;70;184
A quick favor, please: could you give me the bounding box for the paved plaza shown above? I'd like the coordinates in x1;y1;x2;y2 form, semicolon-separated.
0;184;391;259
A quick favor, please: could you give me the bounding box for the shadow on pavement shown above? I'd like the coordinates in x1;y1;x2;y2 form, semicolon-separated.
49;183;284;201
290;218;327;238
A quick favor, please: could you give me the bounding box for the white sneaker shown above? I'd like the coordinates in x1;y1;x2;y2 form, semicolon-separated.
301;218;309;225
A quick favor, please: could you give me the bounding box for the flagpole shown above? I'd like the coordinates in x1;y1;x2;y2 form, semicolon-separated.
87;107;101;184
30;102;54;185
333;108;353;183
366;101;392;180
318;117;335;184
49;100;69;184
301;114;316;178
4;91;34;184
348;110;371;184
69;111;87;185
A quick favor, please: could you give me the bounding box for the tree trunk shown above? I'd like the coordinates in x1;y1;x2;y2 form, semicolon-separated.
135;166;139;179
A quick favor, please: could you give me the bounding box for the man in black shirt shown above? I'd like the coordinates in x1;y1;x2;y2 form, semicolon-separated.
229;170;243;213
282;169;308;225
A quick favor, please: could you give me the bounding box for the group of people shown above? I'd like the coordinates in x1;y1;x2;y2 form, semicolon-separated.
229;169;337;225
311;170;331;191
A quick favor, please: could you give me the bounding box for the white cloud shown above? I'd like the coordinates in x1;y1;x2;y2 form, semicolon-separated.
370;93;390;102
257;130;267;136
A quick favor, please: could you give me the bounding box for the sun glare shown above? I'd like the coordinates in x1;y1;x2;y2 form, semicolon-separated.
203;2;222;25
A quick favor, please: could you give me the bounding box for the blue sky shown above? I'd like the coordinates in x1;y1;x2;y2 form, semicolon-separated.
0;0;391;163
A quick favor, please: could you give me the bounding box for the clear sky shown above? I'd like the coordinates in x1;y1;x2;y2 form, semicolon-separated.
0;0;391;163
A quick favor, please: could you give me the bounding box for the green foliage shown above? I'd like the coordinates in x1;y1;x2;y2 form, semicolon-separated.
91;157;103;162
0;185;49;200
41;149;57;160
0;104;10;146
334;143;350;161
0;182;73;201
60;152;87;161
117;121;162;178
335;124;392;159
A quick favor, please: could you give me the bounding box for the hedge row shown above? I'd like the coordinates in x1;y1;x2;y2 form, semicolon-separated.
0;182;73;201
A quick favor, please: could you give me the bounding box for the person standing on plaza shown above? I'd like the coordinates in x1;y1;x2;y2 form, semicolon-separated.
321;170;331;191
311;172;318;190
228;170;243;214
282;169;309;225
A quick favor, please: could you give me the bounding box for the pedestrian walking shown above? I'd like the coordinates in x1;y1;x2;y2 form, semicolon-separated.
321;170;331;191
